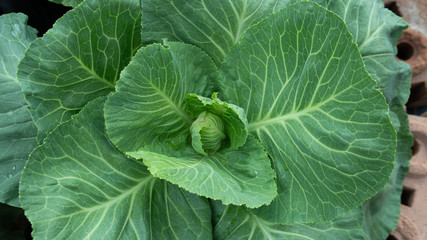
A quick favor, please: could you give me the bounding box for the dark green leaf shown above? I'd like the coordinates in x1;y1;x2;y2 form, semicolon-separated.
141;0;326;65
220;2;396;224
326;1;413;238
362;106;412;239
49;0;85;8
20;97;212;239
326;0;411;106
0;13;37;207
211;201;366;240
17;0;142;141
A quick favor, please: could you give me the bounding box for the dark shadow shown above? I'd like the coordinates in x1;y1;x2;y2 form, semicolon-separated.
401;187;415;207
384;1;402;17
397;42;415;61
0;0;71;36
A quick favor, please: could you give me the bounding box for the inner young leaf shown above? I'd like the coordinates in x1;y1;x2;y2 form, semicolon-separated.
185;93;249;151
190;111;226;155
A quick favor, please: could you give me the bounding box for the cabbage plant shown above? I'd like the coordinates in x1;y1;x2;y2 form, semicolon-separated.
0;0;412;239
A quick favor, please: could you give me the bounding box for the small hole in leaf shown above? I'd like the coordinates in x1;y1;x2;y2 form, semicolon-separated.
397;42;415;60
401;187;415;207
384;1;402;17
387;234;399;240
412;138;420;156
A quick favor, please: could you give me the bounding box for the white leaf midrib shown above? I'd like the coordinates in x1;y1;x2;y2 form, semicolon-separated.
34;176;153;222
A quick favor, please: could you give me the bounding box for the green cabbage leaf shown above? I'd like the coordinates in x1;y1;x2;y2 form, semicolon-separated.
20;97;213;239
12;0;412;238
0;13;37;207
17;0;142;141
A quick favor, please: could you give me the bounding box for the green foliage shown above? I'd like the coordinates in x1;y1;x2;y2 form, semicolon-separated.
17;0;141;141
326;0;412;238
0;0;412;239
20;97;212;239
49;0;85;8
105;42;276;208
190;111;226;155
128;135;277;208
186;93;249;151
141;0;327;65
220;2;396;224
211;201;366;240
104;42;216;152
0;13;37;207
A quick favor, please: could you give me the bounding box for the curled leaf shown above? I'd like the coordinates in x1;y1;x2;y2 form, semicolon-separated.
190;111;226;155
186;93;248;150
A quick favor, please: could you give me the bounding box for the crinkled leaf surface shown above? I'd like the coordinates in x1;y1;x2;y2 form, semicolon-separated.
104;42;216;152
219;2;396;224
326;0;411;106
141;0;326;65
211;201;365;240
20;97;212;240
128;136;276;208
49;0;85;8
186;93;248;149
362;106;412;240
105;42;276;208
326;0;412;238
17;0;142;141
0;13;37;207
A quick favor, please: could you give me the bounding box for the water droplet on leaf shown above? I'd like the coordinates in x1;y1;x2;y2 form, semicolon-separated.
7;174;13;179
11;23;21;37
13;24;21;32
254;170;259;175
12;165;16;171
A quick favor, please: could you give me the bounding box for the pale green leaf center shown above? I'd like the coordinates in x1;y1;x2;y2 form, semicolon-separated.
190;111;226;155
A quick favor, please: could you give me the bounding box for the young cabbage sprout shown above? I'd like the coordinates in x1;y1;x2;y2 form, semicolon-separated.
190;111;226;155
185;92;249;156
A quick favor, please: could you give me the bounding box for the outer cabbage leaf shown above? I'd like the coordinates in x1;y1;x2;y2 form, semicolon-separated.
326;0;411;106
104;42;216;152
141;0;326;65
186;93;248;149
17;0;142;141
362;106;412;239
219;2;396;224
211;201;366;240
49;0;85;8
20;97;212;240
128;136;277;208
326;1;413;238
0;13;37;207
